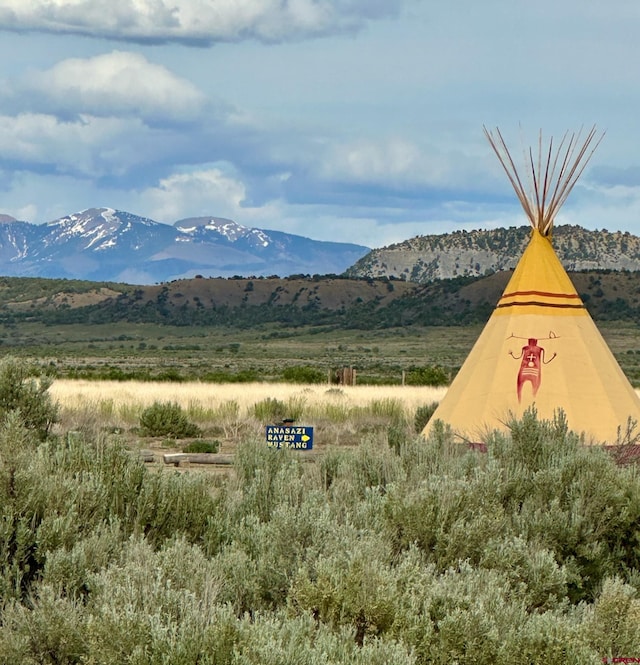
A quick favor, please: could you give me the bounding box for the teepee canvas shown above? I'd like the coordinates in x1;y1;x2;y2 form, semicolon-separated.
423;127;640;444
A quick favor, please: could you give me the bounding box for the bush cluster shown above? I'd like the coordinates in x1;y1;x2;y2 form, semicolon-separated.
404;365;449;386
0;367;639;663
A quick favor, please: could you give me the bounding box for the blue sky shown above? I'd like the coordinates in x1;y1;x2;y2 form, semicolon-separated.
1;0;640;248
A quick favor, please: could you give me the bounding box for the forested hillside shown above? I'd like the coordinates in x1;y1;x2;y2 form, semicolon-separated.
2;269;640;329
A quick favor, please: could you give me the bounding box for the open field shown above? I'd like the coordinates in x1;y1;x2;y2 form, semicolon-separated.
4;321;479;380
4;281;640;661
5;320;640;384
49;377;640;465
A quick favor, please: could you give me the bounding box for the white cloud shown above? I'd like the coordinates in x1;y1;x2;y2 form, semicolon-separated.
316;136;497;193
20;51;209;122
8;203;38;223
1;0;640;253
0;170;111;223
0;0;408;44
0;112;162;176
569;184;640;235
135;166;301;230
323;138;422;183
284;216;430;247
140;168;250;222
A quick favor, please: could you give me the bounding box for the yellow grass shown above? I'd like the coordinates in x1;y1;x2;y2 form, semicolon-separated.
50;380;446;418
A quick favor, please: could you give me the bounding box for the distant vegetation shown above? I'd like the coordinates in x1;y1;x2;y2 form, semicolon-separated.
1;273;640;386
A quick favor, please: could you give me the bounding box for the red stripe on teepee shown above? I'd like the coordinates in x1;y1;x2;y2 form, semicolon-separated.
496;301;585;309
501;290;582;300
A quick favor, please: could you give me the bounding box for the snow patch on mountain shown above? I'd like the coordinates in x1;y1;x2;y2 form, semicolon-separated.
175;216;271;249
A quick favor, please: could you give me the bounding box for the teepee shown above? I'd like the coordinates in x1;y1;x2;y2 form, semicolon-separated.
423;126;640;444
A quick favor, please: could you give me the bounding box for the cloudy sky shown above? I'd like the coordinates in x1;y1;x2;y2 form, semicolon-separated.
1;0;640;249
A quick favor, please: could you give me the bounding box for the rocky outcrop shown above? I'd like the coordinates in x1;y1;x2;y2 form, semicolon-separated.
346;225;640;283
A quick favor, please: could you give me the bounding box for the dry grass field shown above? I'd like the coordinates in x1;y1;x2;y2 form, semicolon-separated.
50;380;446;414
50;379;447;456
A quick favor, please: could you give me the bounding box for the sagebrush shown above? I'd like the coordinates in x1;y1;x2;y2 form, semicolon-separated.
139;401;201;438
0;373;638;663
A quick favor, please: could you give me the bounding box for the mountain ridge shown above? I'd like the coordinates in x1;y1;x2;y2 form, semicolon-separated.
2;209;640;285
0;208;370;284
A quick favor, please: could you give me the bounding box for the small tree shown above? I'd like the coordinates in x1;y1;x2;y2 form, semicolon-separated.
0;357;58;440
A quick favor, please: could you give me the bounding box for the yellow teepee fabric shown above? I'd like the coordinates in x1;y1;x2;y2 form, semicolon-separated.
423;129;640;444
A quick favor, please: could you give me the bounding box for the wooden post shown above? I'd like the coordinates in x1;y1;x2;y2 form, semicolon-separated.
336;366;357;386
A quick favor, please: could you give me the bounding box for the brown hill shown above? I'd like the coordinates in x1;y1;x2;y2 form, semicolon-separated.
128;276;416;310
2;271;640;328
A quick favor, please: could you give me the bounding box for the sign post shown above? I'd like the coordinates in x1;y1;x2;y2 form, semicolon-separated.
265;425;314;450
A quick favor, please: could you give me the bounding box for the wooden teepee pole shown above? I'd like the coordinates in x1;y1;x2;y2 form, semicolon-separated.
483;125;604;237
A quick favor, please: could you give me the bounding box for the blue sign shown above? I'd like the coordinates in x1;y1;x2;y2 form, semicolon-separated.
265;425;314;450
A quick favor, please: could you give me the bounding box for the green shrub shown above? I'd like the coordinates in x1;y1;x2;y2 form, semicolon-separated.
251;395;306;424
290;541;399;646
182;440;220;453
253;397;287;422
388;422;410;454
405;365;449;386
0;356;58;439
156;368;185;382
414;402;439;432
281;365;325;384
585;577;640;658
202;369;259;383
367;398;405;422
139;401;201;438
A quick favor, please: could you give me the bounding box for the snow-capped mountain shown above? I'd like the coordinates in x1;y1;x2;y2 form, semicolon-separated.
0;208;370;284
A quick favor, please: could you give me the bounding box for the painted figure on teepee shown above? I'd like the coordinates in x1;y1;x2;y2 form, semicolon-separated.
423;127;640;444
508;332;558;402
